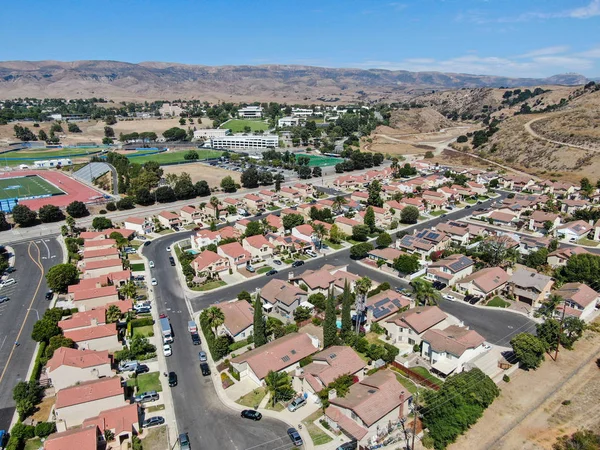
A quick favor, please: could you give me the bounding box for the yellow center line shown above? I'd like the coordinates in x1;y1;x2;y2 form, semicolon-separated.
0;241;45;385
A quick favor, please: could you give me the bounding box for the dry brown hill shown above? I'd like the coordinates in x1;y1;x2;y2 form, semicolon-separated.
389;107;454;134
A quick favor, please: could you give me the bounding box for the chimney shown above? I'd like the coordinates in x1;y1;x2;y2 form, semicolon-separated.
288;271;294;281
91;318;98;327
399;391;405;418
328;389;337;401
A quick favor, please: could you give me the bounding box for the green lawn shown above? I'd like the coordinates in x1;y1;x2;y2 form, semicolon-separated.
429;210;446;217
394;373;420;394
130;263;145;271
465;198;477;204
411;366;443;386
136;372;163;393
129;149;223;165
133;325;154;337
257;266;273;274
158;229;174;235
193;280;227;291
267;205;279;211
221;119;269;133
24;438;42;450
302;410;333;446
323;239;343;250
236;387;267;408
577;237;599;247
283;258;294;264
0;147;104;166
487;296;510;308
265;401;285;412
146;404;165;413
297;153;341;167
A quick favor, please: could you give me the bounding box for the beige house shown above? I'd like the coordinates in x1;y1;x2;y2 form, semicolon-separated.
64;323;120;352
427;254;474;286
455;267;509;299
336;216;362;236
230;333;320;386
192;250;230;277
82;247;120;263
507;267;554;307
547;246;589;268
324;370;411;444
46;348;112;392
260;279;308;318
244;194;265;211
71;285;120;311
291;268;336;295
180;205;201;224
217;242;252;272
215;301;254;342
82;259;123;279
554;283;600;322
83;239;117;251
383;306;449;346
242;234;275;261
157;211;182;229
54;377;124;430
82;404;140;445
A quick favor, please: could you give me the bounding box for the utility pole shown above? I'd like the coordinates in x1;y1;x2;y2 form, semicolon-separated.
411;391;419;450
554;300;567;361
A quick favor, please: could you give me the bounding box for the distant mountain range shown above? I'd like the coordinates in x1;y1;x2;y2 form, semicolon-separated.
0;60;593;102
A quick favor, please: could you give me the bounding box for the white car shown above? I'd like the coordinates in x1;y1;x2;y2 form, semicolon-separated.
166;246;171;252
305;250;318;258
443;294;456;302
149;261;155;268
163;344;172;357
151;278;158;286
0;278;16;288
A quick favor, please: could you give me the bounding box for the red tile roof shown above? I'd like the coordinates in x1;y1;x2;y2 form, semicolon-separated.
244;234;274;249
82;403;139;436
159;211;180;220
64;323;117;343
58;309;106;330
124;217;145;225
84;239;116;249
193;250;227;271
44;426;99;450
303;346;366;389
55;377;123;409
83;247;120;259
73;285;118;302
84;259;123;271
46;348;110;372
216;301;254;336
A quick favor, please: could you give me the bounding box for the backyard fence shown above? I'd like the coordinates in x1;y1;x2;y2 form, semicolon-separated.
391;361;441;391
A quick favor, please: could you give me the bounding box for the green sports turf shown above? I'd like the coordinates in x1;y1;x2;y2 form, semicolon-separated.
220;119;269;133
128;149;224;165
0;175;64;200
297;153;342;167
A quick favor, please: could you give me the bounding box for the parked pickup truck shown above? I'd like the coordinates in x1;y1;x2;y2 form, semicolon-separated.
188;320;198;334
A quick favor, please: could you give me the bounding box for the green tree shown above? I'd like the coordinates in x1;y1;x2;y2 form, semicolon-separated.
44;335;75;360
282;213;304;230
66;201;88;218
308;293;327;311
350;242;374;259
119;280;137;299
11;204;37;227
116;196;135;210
135;188;154;206
352;224;370;242
376;232;392;248
562;316;585;349
340;280;352;339
323;292;338;348
536;319;560;352
400;205;419;224
67;122;81;133
46;263;79;293
510;332;547;370
244;221;262;237
195;180;211;197
393;254;420;275
237;290;251;302
410;279;441;305
241;167;259;188
311;222;327;249
558;253;600;285
274;173;284;191
37;204;64;223
92;216;112;230
553;430;600;450
293;306;312;322
155;186;176;203
220;176;237;192
329;224;345;244
204;306;225;336
367;180;383;207
297;165;312;179
183;150;199;160
174;173;197;200
364;206;376;232
0;211;9;231
38;129;48;141
253;297;267;347
106;304;122;323
13;380;44;421
104;126;115;138
162;127;187;141
524;247;549;269
332;195;348;214
264;370;295;407
31;318;61;343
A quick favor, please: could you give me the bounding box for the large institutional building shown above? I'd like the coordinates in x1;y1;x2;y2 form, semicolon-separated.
209;135;279;150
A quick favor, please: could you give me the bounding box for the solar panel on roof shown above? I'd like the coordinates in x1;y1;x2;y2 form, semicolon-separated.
281;355;290;362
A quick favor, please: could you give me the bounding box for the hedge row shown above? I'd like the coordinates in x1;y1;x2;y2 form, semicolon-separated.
29;341;47;383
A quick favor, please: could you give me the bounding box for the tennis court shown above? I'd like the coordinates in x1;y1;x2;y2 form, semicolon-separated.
298;153;341;167
0;175;64;200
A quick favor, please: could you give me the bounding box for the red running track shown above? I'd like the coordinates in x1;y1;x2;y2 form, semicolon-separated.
0;170;105;210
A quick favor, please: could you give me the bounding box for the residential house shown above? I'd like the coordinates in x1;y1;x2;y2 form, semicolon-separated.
82;404;140;446
157;211;181;229
46;348;112;392
466;181;486;196
358;206;391;228
291;268;336;295
217;242;252;271
234;219;250;235
80;232;106;240
180;205;201;224
554;283;599;322
83;239;116;251
82;259;123;279
44;426;101;450
244;194;265;211
243;234;275;261
421;325;487;377
507;267;554;307
324;370;411;444
192;226;239;249
455;267;510;299
63;323;120;352
529;211;561;232
422;190;447;205
366;290;411;325
547;246;589;268
291;224;315;247
435;222;470;245
58;309;106;332
192;250;230;277
296;346;366;399
336;216;362;236
103;228;135;240
70;285;120;311
123;217;152;235
215;301;254;341
54;377;124;429
230;333;320;386
427;254;475;286
555;220;593;241
351;191;369;203
279;187;301;202
264;214;284;233
384;200;405;219
260;279;308;318
367;247;405;268
267;234;312;254
293;183;313;198
82;247;120;263
560;199;588;215
259;190;279;204
489;211;517;227
396;229;449;259
383;306;449;346
519;235;551;254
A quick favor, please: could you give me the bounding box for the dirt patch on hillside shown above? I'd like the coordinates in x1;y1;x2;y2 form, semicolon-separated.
448;326;600;450
389;107;453;134
162;163;241;189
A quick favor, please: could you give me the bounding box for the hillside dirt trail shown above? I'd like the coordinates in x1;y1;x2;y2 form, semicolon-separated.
524;116;597;152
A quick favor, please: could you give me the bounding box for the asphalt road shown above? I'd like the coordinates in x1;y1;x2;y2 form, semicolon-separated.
142;243;294;450
0;238;62;430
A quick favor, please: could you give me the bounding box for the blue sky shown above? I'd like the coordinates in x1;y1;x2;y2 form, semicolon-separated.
1;0;599;78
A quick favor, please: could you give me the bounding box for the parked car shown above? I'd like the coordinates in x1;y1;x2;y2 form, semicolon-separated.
166;246;171;252
191;333;201;345
149;261;155;268
118;361;139;372
134;391;159;403
163;335;174;344
0;296;9;303
305;250;317;257
291;260;304;268
0;279;16;288
144;241;151;246
142;416;165;428
169;256;176;266
135;306;151;314
198;351;207;362
134;364;149;374
266;269;278;276
465;205;471;209
287;396;307;412
45;290;54;300
246;265;255;273
163;344;172;357
443;294;456;302
336;441;358;450
5;267;15;274
287;428;303;446
200;362;211;376
168;372;178;387
272;259;282;265
179;433;190;450
241;410;262;421
151;278;158;286
134;275;145;281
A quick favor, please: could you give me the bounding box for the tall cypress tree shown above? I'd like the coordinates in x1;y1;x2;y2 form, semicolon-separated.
340;280;352;339
253;296;267;347
323;289;338;348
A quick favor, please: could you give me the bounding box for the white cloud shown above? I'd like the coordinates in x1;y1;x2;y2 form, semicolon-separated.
568;0;600;18
517;46;570;58
458;0;600;23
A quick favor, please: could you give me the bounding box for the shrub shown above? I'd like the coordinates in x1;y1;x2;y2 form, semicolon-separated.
30;341;47;382
34;421;56;438
503;374;510;383
11;422;35;440
561;399;571;405
106;202;117;211
130;317;154;328
99;209;107;214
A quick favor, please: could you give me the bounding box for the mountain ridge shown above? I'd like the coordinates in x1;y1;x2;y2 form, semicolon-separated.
0;60;591;102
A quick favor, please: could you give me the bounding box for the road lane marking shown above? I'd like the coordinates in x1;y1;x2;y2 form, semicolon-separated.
0;335;7;351
0;241;45;385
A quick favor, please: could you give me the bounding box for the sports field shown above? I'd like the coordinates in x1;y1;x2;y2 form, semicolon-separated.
298;153;341;167
0;147;104;166
0;175;64;200
128;149;224;165
220;119;269;133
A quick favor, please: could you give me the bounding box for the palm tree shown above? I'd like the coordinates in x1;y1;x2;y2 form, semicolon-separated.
261;218;272;234
65;215;75;232
119;281;137;300
264;370;293;407
410;279;441;306
105;304;122;323
204;306;225;336
391;158;399;176
210;196;220;219
311;222;327;250
332;195;348;214
538;294;562;319
355;276;372;298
